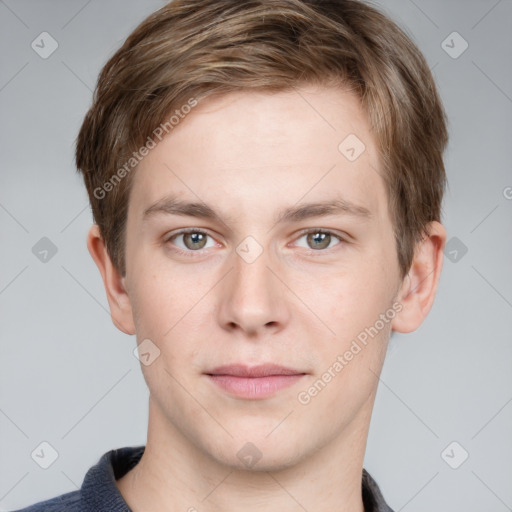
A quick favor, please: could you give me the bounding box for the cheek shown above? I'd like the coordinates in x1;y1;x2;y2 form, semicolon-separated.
324;267;391;323
128;265;209;363
128;267;177;337
317;261;397;372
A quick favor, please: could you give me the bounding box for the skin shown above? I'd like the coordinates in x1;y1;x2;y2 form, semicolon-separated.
87;85;446;512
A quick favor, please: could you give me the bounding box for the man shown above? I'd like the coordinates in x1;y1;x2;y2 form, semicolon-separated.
15;0;448;510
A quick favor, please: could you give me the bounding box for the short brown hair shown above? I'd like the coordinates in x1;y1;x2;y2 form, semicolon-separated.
76;0;449;279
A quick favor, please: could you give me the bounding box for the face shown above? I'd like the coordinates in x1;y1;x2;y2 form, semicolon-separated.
119;86;405;470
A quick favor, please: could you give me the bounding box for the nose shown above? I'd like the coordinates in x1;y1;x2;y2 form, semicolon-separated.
216;243;290;338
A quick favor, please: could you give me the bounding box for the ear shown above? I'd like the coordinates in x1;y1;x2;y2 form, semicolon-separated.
391;221;446;333
86;224;136;335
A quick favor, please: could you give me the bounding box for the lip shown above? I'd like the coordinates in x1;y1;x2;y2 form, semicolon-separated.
205;364;306;400
207;364;304;378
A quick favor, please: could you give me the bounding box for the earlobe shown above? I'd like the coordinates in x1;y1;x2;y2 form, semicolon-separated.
86;225;136;335
391;221;446;334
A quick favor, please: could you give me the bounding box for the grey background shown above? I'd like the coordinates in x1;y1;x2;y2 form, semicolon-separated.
1;0;511;510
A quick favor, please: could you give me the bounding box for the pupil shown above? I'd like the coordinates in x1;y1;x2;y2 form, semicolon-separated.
308;232;330;250
186;232;205;249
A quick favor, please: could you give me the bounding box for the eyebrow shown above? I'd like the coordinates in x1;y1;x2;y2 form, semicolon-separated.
142;194;372;226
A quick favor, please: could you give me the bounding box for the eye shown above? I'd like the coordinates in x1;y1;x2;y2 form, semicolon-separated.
294;229;345;251
165;229;217;253
164;227;347;257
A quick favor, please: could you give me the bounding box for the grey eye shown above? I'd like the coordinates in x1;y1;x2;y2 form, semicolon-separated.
306;232;332;250
182;232;208;250
294;230;343;251
169;230;215;251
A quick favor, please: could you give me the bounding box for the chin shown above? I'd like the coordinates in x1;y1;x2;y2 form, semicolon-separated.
206;434;306;473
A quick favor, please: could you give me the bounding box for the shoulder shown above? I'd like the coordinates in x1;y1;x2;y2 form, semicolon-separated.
10;490;81;511
362;469;395;512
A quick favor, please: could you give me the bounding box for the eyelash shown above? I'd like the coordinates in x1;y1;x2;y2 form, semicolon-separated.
164;228;347;258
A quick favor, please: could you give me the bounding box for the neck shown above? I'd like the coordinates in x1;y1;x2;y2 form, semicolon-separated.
116;396;374;512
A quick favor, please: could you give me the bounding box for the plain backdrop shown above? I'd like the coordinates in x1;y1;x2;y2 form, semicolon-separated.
1;1;511;510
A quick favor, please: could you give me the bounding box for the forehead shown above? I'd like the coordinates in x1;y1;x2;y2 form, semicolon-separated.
129;86;387;223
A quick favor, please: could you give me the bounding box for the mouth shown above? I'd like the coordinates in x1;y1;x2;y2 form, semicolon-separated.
205;364;307;400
